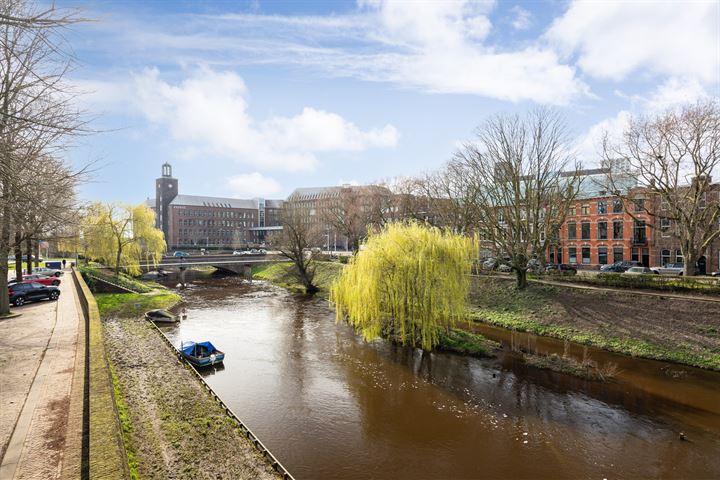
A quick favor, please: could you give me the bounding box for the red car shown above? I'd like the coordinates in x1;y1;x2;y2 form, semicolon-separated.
9;274;61;286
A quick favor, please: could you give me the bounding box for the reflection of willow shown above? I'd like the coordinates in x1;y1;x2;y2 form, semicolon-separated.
331;334;489;445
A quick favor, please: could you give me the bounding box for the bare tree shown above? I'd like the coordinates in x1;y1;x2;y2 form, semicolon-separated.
271;200;324;294
0;1;86;314
320;185;392;252
455;109;580;289
602;101;720;276
411;162;484;234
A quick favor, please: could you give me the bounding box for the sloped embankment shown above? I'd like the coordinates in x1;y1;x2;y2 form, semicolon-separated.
103;317;280;479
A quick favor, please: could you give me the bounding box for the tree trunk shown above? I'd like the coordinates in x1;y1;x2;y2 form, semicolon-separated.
115;245;122;275
0;216;10;315
515;268;528;289
14;231;22;281
25;236;33;275
683;248;696;276
34;239;40;267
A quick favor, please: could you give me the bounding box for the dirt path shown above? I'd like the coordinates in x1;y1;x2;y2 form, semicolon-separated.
103;317;280;480
0;279;84;479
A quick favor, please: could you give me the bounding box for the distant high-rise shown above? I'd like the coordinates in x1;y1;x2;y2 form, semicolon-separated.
155;162;178;242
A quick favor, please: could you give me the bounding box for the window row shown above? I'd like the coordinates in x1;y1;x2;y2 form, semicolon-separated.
566;220;646;240
568;198;646;216
177;209;256;219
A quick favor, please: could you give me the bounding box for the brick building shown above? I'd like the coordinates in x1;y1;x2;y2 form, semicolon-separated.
551;171;720;272
150;163;283;250
286;184;392;250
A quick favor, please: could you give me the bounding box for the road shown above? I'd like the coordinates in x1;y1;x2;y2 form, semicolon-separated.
0;276;84;480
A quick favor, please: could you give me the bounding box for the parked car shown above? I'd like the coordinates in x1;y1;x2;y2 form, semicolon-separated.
173;251;189;257
33;267;63;277
8;282;61;306
482;258;499;270
232;250;243;255
600;261;640;273
9;274;61;286
623;267;658;275
650;263;685;275
497;264;512;273
545;263;578;275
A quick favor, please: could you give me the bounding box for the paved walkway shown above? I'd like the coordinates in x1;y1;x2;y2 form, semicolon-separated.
0;275;84;480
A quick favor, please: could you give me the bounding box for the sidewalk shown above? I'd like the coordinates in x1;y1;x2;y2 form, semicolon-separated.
0;276;84;480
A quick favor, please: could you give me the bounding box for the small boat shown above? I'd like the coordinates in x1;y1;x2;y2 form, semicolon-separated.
145;309;177;323
180;341;225;367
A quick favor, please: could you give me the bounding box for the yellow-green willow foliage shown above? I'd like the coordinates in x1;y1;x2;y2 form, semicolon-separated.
83;202;166;275
330;222;477;351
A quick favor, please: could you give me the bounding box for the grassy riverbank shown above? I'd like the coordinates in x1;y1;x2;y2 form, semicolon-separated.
468;277;720;370
95;292;182;318
252;261;344;296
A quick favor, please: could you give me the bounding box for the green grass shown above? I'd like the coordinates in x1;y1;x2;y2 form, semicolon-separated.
467;279;720;370
252;261;344;296
7;257;74;272
438;328;500;357
80;264;165;294
109;362;139;480
95;292;182;318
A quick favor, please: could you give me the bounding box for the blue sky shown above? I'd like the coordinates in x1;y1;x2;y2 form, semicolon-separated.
62;0;719;203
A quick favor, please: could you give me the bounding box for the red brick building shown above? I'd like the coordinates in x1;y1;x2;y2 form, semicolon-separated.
552;193;653;268
151;163;283;250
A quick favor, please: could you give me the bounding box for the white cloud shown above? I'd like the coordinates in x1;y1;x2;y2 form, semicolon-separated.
546;1;720;83
511;6;532;31
575;110;632;166
226;172;281;197
83;0;588;105
354;0;586;104
574;77;711;166
122;66;398;172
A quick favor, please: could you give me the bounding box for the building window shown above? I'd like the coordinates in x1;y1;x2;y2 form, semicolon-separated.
632;247;639;262
567;222;577;240
633;199;645;212
569;247;577;264
633;220;646;244
660;217;671;237
676;250;684;265
597;201;607;215
597;221;608;240
613;246;624;263
613;220;623;239
581;222;590;240
598;247;608;265
568;205;576;216
661;249;671;266
581;204;590;215
613;199;623;213
582;247;591;264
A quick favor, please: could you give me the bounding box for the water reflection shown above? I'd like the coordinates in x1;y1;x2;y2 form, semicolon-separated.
162;277;720;480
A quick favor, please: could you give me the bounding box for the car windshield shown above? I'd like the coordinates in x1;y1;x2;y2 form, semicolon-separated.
30;282;44;288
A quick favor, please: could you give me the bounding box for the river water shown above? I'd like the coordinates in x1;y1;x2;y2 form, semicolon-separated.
161;275;720;480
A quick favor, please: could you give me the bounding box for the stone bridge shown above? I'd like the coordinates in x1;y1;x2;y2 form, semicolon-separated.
158;254;285;278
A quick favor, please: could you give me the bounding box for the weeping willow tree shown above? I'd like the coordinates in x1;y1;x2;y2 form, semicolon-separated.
83;202;165;275
330;222;477;351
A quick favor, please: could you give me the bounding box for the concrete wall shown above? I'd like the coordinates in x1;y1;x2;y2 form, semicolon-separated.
72;268;130;479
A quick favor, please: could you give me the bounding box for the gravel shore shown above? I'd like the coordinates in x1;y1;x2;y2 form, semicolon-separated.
103;317;281;480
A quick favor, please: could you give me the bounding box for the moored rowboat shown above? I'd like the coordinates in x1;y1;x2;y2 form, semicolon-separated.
145;309;177;323
180;341;225;367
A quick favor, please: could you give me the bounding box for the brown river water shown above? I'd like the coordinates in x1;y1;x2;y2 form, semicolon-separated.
161;275;720;480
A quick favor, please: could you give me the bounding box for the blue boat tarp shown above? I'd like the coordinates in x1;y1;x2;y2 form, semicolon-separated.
181;341;218;357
